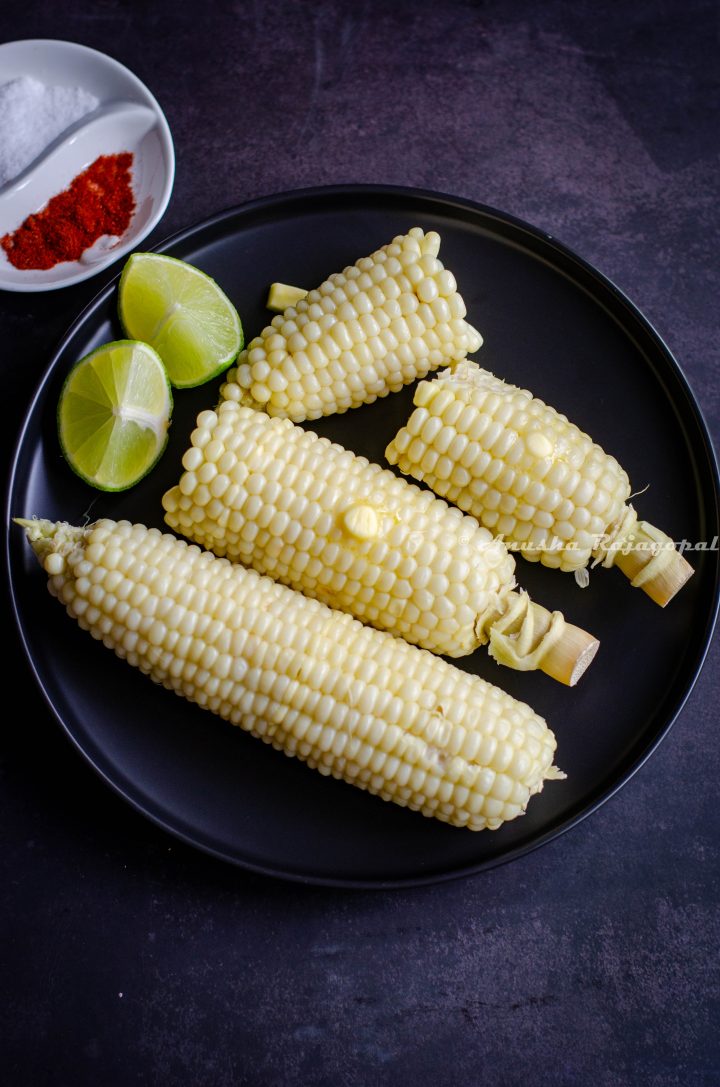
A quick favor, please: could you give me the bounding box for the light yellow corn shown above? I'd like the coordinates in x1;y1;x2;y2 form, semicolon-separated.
386;362;693;604
162;401;600;685
220;227;482;422
19;517;564;831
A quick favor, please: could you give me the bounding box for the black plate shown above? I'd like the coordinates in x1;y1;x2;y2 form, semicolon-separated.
7;186;720;887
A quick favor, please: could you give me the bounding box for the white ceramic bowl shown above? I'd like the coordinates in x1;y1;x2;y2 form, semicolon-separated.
0;39;175;292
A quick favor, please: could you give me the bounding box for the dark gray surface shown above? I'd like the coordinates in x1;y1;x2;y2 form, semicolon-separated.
2;2;719;1084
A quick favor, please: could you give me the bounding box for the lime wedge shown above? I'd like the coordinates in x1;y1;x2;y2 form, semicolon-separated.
118;253;243;388
58;340;172;491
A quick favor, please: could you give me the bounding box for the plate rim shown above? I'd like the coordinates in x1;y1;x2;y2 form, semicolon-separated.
0;37;175;293
6;183;720;888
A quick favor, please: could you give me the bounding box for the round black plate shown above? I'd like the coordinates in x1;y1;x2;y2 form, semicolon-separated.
7;186;719;887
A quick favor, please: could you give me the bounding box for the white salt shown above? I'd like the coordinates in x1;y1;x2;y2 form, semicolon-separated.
0;76;99;187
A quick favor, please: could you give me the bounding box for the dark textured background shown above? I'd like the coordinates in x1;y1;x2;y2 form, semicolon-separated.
2;2;719;1084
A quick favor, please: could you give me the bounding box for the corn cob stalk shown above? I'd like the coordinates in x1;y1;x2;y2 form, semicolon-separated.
385;362;693;605
266;282;308;312
18;517;565;832
219;227;482;422
162;401;599;685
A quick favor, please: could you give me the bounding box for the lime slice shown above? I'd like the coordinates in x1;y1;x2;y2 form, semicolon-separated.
58;340;172;491
118;253;243;388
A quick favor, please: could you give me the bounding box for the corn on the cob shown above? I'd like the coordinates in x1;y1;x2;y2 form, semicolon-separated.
162;401;599;685
18;517;565;832
386;362;693;605
219;227;482;422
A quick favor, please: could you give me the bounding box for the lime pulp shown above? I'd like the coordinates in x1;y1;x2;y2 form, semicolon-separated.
118;252;243;388
57;339;172;491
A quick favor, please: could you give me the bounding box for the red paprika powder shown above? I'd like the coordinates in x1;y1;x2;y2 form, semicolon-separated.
1;152;135;270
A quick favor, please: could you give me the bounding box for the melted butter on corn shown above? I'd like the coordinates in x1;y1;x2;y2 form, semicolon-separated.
341;503;381;541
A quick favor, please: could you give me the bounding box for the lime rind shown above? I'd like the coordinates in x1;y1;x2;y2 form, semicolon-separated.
118;253;243;389
58;339;172;492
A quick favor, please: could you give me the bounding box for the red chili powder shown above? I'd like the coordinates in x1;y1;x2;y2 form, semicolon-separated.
1;152;135;271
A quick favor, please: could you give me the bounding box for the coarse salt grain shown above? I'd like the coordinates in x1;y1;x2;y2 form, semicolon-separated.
0;76;99;188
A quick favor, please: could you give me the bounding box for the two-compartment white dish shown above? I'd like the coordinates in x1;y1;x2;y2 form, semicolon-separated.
0;39;175;292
